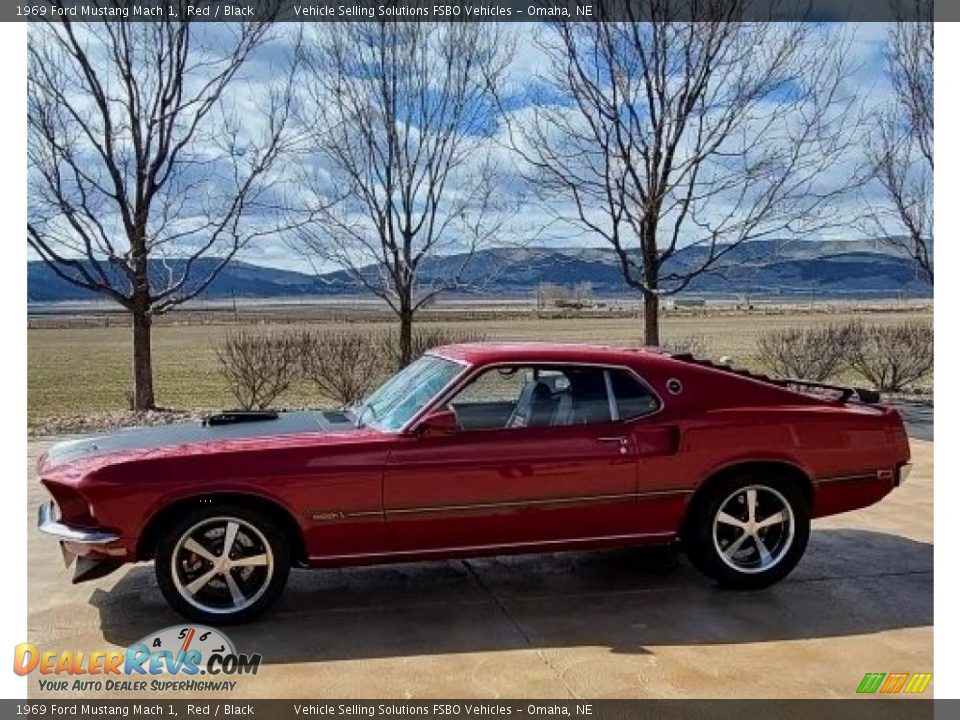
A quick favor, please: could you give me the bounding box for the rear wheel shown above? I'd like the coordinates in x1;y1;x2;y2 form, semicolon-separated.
155;504;290;624
685;471;809;589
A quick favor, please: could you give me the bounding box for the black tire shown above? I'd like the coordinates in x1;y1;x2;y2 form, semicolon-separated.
155;504;290;624
684;470;810;590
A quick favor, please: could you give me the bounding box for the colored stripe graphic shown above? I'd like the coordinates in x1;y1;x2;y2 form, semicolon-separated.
903;673;933;694
857;672;932;694
880;673;909;693
857;673;885;694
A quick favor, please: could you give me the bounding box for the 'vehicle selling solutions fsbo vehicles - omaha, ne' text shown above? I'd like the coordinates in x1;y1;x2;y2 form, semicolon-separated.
37;343;911;623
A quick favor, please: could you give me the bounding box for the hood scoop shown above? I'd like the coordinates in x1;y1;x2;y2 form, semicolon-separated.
322;410;353;424
203;410;280;427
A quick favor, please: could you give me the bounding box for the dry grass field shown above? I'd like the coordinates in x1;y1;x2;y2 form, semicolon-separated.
27;301;932;429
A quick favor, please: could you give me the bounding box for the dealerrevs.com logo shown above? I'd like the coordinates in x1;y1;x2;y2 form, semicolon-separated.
14;625;261;693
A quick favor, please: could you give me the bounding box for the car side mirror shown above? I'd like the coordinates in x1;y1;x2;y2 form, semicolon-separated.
416;408;458;437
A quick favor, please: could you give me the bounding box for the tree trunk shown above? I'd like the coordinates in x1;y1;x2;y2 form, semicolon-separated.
639;219;661;347
642;288;660;347
398;307;414;369
131;310;156;410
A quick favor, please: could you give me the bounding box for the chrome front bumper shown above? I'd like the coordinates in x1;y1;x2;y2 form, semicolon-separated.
37;501;119;544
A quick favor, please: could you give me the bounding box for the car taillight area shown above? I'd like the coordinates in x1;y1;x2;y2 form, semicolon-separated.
885;407;912;460
897;462;913;486
880;406;911;487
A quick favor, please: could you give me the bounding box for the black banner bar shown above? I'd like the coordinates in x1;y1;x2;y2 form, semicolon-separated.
1;700;945;720
6;1;950;24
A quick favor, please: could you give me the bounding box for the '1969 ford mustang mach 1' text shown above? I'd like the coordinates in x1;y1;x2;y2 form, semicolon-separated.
37;343;911;623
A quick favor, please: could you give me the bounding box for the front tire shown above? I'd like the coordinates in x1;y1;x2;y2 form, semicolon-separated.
685;471;810;589
155;504;290;624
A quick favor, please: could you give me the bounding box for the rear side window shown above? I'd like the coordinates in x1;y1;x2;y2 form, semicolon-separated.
609;370;660;420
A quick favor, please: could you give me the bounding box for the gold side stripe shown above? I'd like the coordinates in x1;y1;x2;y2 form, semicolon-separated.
814;472;878;485
332;489;691;521
367;489;691;518
331;473;886;522
331;473;883;522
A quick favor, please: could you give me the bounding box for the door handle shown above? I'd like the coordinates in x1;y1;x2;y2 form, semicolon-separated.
597;436;630;454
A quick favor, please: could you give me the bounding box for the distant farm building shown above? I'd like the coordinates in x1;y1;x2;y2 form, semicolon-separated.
665;298;707;309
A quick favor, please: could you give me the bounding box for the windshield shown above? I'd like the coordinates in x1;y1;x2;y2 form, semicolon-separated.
356;354;464;432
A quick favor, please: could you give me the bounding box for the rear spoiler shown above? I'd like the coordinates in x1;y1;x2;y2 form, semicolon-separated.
667;353;881;404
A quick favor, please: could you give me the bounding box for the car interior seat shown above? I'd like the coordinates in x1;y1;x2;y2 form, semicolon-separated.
507;380;558;428
570;372;611;424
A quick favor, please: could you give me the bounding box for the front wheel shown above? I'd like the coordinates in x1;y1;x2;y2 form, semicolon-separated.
685;472;810;589
155;504;290;624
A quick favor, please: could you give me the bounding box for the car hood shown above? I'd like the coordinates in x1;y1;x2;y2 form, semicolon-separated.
42;409;359;469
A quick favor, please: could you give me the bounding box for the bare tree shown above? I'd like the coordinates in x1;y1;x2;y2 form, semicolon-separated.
375;327;489;370
537;282;570;307
290;21;514;367
864;2;933;282
28;12;296;409
756;324;859;382
846;321;933;391
300;331;384;407
574;281;595;304
661;334;710;358
506;4;862;345
217;330;303;410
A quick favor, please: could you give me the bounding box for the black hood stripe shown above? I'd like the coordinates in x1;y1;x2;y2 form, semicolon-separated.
45;410;353;467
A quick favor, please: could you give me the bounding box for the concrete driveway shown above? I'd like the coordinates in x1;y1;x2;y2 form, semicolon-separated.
26;438;932;699
894;401;933;442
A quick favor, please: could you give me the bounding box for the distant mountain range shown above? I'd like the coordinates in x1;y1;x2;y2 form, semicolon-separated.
27;239;932;304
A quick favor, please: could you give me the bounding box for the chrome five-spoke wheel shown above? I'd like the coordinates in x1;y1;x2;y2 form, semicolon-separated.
712;485;795;573
172;516;274;615
156;505;290;623
685;471;810;589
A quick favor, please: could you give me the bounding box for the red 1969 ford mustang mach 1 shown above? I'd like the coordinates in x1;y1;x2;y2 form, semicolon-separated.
37;343;911;623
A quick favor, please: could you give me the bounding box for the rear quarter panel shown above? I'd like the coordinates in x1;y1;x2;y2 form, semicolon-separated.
668;404;908;520
629;355;909;524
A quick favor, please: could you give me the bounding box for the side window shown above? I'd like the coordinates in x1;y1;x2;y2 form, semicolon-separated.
448;365;617;430
609;370;660;420
453;367;527;405
449;366;528;430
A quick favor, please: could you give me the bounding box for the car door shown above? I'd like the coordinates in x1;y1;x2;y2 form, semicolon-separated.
608;370;686;535
382;364;643;552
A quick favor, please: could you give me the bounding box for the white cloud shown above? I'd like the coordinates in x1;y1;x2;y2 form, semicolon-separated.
29;21;900;276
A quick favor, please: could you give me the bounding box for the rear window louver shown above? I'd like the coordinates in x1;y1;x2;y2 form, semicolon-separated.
668;353;880;404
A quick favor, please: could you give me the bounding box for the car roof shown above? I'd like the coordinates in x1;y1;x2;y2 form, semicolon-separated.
429;342;668;368
428;342;854;410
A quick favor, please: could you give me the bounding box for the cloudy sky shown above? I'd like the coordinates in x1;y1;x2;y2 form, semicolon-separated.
28;21;896;275
247;22;894;273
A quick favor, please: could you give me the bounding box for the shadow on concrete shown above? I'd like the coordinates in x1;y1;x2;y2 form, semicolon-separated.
93;529;931;663
893;400;933;442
